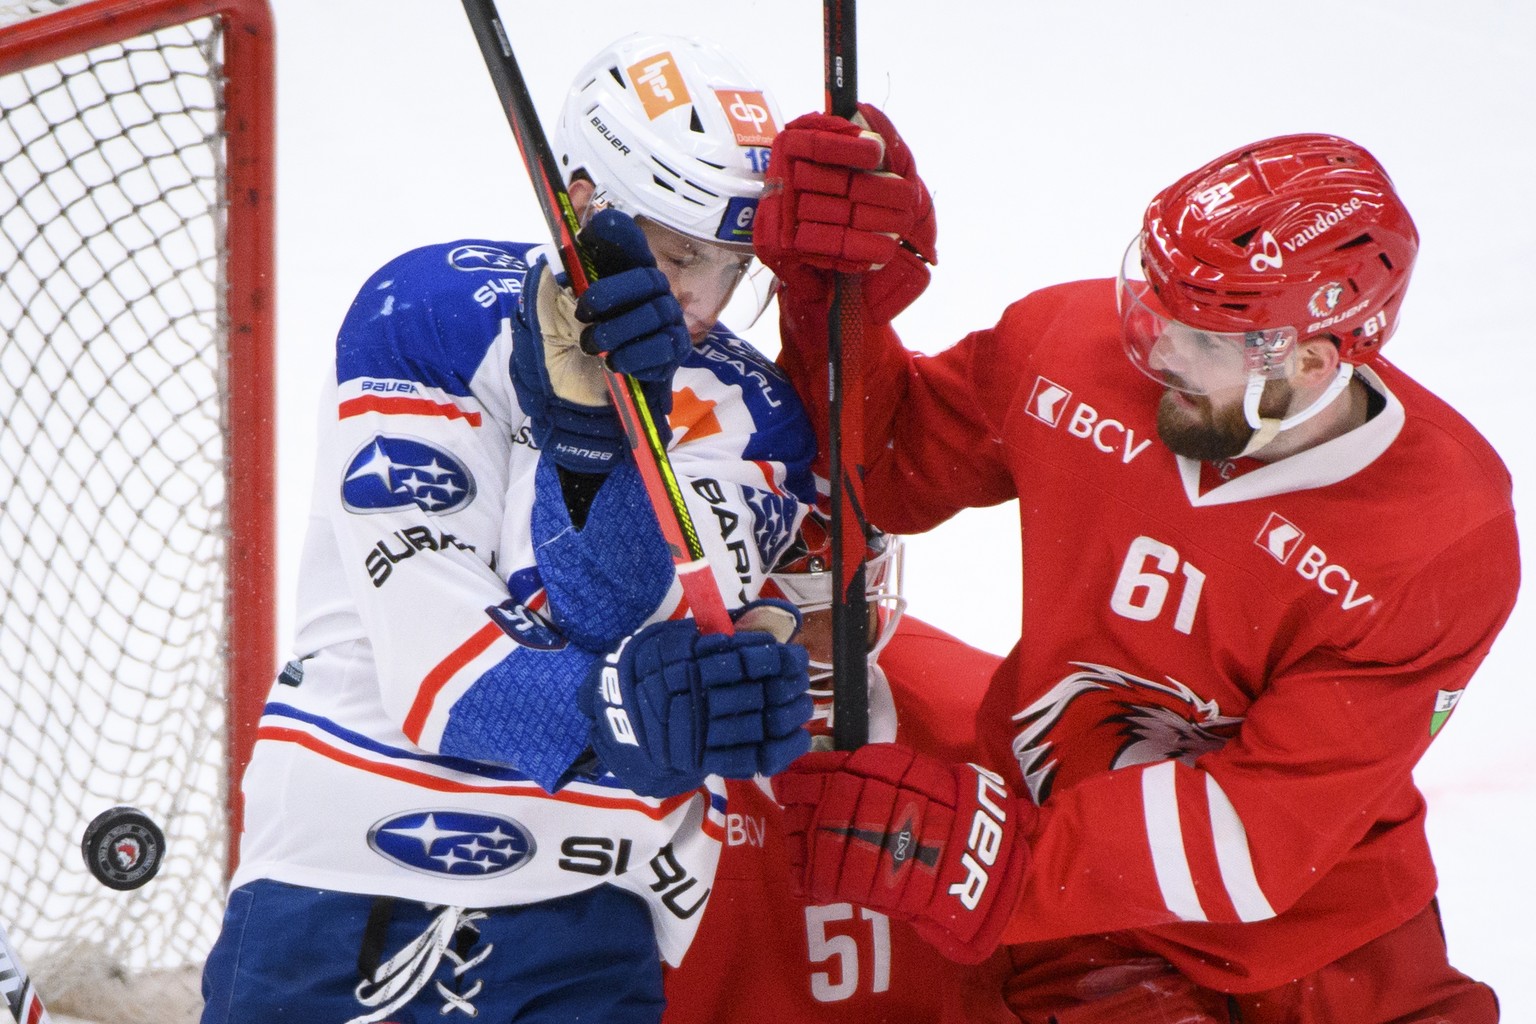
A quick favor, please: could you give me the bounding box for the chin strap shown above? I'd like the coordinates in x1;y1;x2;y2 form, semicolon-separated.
1238;364;1355;458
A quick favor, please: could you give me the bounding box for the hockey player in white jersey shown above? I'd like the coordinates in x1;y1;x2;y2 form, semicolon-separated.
200;34;817;1024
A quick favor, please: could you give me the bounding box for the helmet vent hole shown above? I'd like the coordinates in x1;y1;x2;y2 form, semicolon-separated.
1230;228;1259;248
689;108;705;133
651;175;677;194
1336;233;1373;251
1378;252;1395;271
606;66;625;88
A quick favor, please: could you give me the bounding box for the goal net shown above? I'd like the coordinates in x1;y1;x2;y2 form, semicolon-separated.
0;0;273;1017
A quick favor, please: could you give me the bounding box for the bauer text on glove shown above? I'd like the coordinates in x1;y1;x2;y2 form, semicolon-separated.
771;743;1033;964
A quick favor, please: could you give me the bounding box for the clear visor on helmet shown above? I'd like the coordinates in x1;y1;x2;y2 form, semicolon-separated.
1117;234;1297;396
765;535;907;689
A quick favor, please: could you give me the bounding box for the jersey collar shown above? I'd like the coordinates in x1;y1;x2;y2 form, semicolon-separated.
1176;365;1403;507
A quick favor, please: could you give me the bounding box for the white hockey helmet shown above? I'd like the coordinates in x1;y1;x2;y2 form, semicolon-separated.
554;33;781;251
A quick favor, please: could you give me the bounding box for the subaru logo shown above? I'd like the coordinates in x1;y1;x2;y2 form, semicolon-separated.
367;810;535;877
447;243;522;272
342;436;475;514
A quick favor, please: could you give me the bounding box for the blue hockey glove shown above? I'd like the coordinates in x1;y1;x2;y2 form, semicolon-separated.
574;209;692;380
578;599;814;799
510;209;690;474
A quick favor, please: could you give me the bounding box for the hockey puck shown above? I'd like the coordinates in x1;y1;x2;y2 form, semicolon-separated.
81;806;165;891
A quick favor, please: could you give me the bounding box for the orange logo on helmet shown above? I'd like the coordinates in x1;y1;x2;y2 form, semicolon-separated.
628;52;691;120
716;90;777;146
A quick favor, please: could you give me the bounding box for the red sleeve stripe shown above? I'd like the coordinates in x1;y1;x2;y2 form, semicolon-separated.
259;724;699;819
752;458;784;495
403;622;505;743
340;395;483;426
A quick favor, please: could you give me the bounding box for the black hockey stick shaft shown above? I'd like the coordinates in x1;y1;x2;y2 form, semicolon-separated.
824;0;870;750
459;0;732;636
0;923;53;1024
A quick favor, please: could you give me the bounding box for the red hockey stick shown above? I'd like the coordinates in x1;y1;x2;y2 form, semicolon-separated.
459;0;732;636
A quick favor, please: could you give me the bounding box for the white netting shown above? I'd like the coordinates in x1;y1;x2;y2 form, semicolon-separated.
0;5;232;1016
0;1;82;28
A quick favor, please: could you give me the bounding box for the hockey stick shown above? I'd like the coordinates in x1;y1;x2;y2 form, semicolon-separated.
0;923;53;1024
824;0;871;750
459;0;732;636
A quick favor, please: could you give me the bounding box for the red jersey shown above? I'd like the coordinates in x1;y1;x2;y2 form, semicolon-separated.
778;279;1519;993
662;617;1016;1023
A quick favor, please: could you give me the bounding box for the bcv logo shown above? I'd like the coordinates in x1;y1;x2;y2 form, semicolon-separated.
1256;512;1305;563
1256;511;1374;610
368;810;535;877
1027;376;1152;465
1027;376;1072;426
342;436;475;514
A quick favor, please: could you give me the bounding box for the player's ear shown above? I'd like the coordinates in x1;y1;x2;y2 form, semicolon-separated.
1294;334;1343;387
568;176;595;221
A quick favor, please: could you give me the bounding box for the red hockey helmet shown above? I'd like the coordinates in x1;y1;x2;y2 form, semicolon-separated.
760;508;905;686
1126;133;1418;376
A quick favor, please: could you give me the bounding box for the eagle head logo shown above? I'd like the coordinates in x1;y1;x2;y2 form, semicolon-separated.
1010;662;1244;804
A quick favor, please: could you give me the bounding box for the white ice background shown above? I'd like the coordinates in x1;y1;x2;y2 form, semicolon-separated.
269;1;1536;1016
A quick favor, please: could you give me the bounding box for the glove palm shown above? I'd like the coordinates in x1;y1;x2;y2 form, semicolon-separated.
510;209;692;473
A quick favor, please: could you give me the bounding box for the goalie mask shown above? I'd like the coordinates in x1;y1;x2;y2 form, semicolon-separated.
1119;133;1418;450
761;509;906;686
554;33;781;252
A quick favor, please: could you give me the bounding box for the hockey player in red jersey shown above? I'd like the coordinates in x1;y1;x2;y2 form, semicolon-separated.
662;510;1015;1023
753;112;1518;1023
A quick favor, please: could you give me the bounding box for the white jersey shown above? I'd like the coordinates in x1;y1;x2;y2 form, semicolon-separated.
234;239;815;963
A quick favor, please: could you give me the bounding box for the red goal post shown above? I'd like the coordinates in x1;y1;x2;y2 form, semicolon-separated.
0;0;273;1003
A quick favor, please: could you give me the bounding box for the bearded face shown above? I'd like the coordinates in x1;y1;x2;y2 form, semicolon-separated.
1155;376;1294;461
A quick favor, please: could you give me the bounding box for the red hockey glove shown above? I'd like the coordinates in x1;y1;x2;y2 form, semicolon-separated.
772;743;1033;964
756;103;936;322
